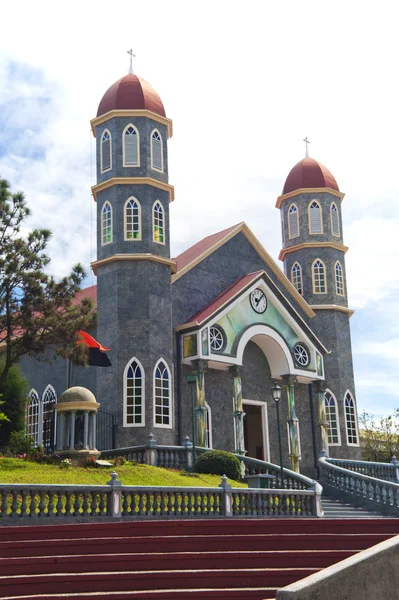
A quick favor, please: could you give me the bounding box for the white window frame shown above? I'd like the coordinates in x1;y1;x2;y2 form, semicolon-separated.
26;388;39;447
330;202;340;237
240;399;270;462
123;357;145;427
344;391;359;446
122;123;140;167
308;200;323;234
312;258;327;294
324;390;341;446
153;358;173;429
124;197;142;241
291;262;303;295
41;384;57;450
205;401;213;448
150;128;164;172
335;261;344;296
100;129;112;173
101;201;113;245
288;203;299;238
152;200;165;245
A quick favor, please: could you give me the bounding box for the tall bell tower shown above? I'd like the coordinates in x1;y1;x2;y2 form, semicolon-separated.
90;68;176;447
276;152;361;458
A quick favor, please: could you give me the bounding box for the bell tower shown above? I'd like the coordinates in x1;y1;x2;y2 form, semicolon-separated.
90;69;176;447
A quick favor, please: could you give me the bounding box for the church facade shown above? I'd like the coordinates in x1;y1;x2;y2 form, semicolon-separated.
22;72;361;477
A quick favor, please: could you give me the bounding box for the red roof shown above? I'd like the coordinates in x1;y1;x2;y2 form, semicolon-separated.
97;74;166;118
73;285;97;306
186;271;263;326
283;157;339;195
174;224;241;273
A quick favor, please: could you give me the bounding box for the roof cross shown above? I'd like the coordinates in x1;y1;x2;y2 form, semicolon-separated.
127;49;136;74
303;137;310;158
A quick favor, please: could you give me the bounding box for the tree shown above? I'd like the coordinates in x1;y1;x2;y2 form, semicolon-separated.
359;410;399;462
0;359;28;446
0;178;94;387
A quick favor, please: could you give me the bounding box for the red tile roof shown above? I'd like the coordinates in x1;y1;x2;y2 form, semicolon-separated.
283;157;339;194
97;74;166;118
73;285;97;306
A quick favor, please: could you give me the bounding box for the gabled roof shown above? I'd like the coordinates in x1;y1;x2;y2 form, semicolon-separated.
73;285;97;306
172;222;315;319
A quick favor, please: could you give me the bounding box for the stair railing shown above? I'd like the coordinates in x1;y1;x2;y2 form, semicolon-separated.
324;456;399;483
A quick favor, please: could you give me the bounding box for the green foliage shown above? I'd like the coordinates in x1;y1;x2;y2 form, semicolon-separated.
0;360;28;446
28;445;47;464
0;178;95;388
80;456;98;468
60;459;71;470
8;430;35;455
113;456;126;467
360;410;399;462
194;450;241;481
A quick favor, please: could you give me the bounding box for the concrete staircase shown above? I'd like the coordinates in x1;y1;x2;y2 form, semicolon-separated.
321;492;386;519
0;519;398;600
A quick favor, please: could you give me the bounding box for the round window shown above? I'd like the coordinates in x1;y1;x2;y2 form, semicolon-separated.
294;343;310;367
209;326;225;353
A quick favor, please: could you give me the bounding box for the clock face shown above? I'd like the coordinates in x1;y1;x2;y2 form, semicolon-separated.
250;289;267;314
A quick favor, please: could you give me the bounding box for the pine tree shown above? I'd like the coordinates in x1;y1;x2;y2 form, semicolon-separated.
0;178;94;387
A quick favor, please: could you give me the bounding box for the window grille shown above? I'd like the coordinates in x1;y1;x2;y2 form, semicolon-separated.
125;359;144;426
291;262;303;295
309;201;322;233
324;391;340;444
154;360;171;426
344;392;358;445
313;259;326;293
125;198;141;240
124;125;139;166
102;202;112;245
335;261;344;295
153;201;164;243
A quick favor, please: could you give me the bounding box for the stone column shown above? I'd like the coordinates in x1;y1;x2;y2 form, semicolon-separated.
230;366;246;455
91;412;97;449
314;381;329;455
69;411;76;450
83;412;89;450
56;413;66;451
192;360;208;448
283;376;300;473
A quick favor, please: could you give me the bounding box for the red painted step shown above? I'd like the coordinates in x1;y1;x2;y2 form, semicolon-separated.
0;589;280;600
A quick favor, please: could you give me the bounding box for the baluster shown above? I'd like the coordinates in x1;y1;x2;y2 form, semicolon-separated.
20;490;28;518
187;492;194;516
38;490;46;517
1;491;7;517
138;491;145;515
159;491;166;516
56;492;63;517
65;491;72;516
81;491;88;516
91;493;99;516
180;492;187;516
10;491;18;517
73;492;81;516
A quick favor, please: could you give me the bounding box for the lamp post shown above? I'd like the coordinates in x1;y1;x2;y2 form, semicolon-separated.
186;375;197;462
271;382;284;487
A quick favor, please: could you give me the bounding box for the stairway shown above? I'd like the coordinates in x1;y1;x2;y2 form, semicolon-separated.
0;518;398;600
321;492;385;519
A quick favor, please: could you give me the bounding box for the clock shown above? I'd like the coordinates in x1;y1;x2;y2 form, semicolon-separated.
250;288;267;314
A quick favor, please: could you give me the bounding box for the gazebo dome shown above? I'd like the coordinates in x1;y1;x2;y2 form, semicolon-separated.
283;157;339;195
97;74;166;118
59;386;97;404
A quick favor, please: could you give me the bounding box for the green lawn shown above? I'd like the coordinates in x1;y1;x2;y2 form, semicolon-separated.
0;458;246;488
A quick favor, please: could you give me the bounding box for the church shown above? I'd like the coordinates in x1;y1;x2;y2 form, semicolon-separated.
21;69;361;477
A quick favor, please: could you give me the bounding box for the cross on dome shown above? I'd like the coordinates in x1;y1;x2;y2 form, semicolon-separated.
303;137;310;158
127;49;136;74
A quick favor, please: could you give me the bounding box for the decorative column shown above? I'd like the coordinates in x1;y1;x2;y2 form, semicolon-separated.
69;412;76;451
83;412;89;450
314;381;329;455
230;366;246;455
283;375;300;473
192;360;208;448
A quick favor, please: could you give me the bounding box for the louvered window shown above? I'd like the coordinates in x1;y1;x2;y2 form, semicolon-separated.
125;358;144;426
331;203;340;236
153;201;164;243
154;360;171;427
313;259;326;293
335;261;344;295
124;125;139;166
345;392;358;445
125;198;141;240
151;130;163;171
291;262;303;295
102;202;112;245
288;204;299;238
101;130;111;172
324;391;340;444
309;201;322;233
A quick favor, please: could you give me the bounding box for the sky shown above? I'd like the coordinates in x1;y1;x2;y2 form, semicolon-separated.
0;0;398;416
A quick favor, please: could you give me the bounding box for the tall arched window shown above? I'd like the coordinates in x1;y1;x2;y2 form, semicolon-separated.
101;130;112;173
291;262;303;295
26;389;39;446
151;129;163;172
124;358;145;426
344;392;359;445
335;261;344;296
42;385;57;452
324;391;340;445
124;197;141;240
312;259;326;293
154;359;171;428
102;202;112;245
153;201;165;244
123;124;139;167
309;200;322;234
288;204;299;238
330;203;340;236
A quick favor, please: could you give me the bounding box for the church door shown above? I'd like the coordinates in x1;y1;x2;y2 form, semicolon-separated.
242;400;270;462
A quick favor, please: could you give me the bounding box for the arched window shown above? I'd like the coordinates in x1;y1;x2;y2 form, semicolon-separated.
344;392;359;445
151;129;163;172
26;389;39;447
153;201;165;244
291;262;303;295
123;124;139;167
335;261;344;296
124;197;141;240
124;358;145;426
309;200;322;234
154;359;172;428
312;259;326;293
101;130;112;173
205;402;213;448
42;385;57;452
331;203;340;236
288;204;299;238
102;202;112;245
324;391;340;445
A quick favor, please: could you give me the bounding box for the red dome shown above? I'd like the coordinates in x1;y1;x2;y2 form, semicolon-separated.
283;157;339;195
97;74;166;118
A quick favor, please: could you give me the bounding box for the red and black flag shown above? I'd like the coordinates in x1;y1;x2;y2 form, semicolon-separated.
77;330;112;367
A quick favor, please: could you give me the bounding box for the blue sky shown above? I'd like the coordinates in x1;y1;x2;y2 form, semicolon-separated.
1;0;398;416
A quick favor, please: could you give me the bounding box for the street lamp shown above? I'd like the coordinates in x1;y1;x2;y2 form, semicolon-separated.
186;375;197;462
271;382;284;488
